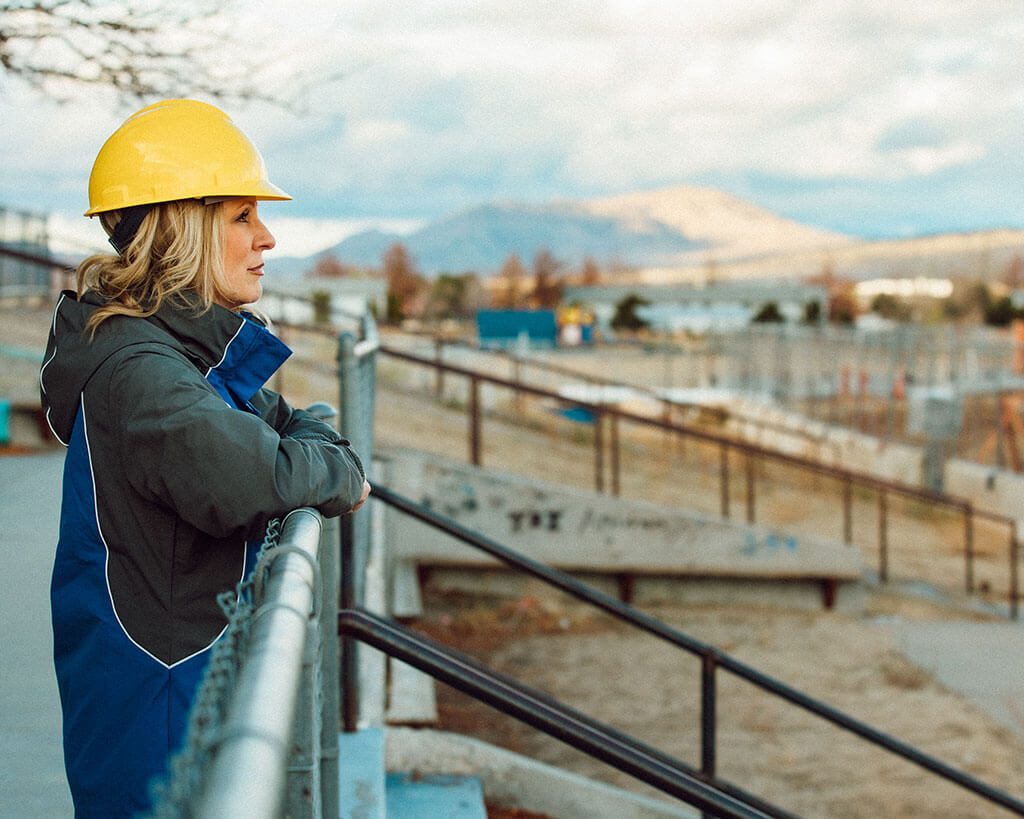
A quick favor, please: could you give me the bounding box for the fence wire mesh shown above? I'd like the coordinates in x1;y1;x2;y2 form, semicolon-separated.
146;519;284;819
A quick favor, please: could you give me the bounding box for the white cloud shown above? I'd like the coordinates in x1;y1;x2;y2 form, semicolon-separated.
6;0;1024;238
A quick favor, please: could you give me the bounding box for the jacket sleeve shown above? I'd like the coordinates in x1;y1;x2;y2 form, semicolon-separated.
106;349;367;539
249;388;363;455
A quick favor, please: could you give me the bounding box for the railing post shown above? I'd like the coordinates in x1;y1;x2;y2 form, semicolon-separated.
1011;523;1019;621
610;412;620;497
318;515;341;817
337;330;368;735
594;408;605;494
435;337;444;400
469;374;481;466
878;488;889;583
701;651;717;800
339;514;359;732
308;398;342;818
285;611;322;818
719;445;730;519
964;503;975;596
744;453;755;524
843;477;853;544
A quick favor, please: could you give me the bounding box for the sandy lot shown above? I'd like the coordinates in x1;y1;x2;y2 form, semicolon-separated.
4;299;1023;818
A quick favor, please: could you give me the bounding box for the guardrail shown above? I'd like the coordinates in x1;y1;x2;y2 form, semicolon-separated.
149;508;333;819
370;484;1024;817
377;342;1021;619
338;607;783;819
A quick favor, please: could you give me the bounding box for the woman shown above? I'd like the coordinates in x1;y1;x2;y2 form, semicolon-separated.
39;99;370;817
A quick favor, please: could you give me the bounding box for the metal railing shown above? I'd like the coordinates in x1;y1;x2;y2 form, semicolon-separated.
378;342;1022;619
338;607;783;819
149;507;334;819
368;485;1024;817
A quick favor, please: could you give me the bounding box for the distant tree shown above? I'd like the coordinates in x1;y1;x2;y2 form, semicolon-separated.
870;293;911;322
426;273;480;321
492;253;527;309
0;1;296;106
802;300;822;325
610;293;650;332
311;291;331;325
828;291;857;325
984;294;1019;327
309;253;357;279
578;255;602;286
530;248;563;309
1001;255;1024;289
382;243;424;323
752;302;785;323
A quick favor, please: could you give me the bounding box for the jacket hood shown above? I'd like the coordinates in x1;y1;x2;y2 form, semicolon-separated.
39;290;286;445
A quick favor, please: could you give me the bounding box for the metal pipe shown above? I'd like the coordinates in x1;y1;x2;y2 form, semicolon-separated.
720;444;730;518
1011;524;1020;621
745;453;755;524
317;515;341;817
470;375;481;466
878;489;889;583
701;652;717;780
964;503;975;595
196;509;323;819
842;477;853;544
610;412;621;497
338;608;773;819
371;487;1024;815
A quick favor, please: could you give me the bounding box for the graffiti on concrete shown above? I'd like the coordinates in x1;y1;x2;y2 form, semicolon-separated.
576;507;670;536
508;509;563;533
742;532;798;556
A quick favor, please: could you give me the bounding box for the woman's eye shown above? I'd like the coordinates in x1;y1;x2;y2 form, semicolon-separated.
236;210;250;222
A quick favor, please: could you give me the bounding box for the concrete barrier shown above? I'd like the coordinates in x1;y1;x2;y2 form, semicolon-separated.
379;448;864;612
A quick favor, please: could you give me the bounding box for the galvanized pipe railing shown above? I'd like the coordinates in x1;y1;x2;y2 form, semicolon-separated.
195;508;324;819
378;343;1022;619
370;486;1024;816
337;607;781;819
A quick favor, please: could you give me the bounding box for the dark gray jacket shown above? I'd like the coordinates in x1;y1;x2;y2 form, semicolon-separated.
40;289;365;816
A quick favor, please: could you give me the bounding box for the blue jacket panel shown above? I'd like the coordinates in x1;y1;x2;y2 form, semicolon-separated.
42;292;366;817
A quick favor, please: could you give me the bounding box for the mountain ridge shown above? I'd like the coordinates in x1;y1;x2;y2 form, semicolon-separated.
269;184;1024;284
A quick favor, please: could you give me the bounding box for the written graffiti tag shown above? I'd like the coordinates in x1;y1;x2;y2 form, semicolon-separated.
508;509;563;533
742;532;798;556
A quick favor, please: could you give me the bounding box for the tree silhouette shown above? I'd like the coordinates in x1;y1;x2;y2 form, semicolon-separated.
382;242;424;323
0;1;308;107
529;247;562;309
493;253;527;309
610;293;650;332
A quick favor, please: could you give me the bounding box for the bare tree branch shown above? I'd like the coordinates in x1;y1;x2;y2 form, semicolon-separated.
0;0;301;109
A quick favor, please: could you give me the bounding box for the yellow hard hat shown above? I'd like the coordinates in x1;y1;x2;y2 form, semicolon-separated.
85;99;291;216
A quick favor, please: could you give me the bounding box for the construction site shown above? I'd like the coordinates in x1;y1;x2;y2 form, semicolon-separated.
3;248;1024;816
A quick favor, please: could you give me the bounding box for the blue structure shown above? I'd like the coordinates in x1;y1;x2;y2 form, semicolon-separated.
476;310;558;349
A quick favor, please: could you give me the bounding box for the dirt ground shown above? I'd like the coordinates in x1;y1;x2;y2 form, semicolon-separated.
412;588;1024;819
4;300;1024;817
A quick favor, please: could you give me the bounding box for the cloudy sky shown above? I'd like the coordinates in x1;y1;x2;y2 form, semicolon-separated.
5;0;1024;257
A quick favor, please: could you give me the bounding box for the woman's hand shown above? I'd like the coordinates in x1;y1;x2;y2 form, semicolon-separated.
349;478;371;513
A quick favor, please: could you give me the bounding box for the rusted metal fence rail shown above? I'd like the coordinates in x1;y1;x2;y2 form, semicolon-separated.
376;342;1021;619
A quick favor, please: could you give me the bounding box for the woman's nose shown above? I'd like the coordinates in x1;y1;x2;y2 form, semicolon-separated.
255;220;276;250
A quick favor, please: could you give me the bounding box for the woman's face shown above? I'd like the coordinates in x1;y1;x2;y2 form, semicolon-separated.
216;198;276;310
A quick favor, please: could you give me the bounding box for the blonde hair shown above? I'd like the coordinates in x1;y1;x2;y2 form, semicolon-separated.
77;199;228;332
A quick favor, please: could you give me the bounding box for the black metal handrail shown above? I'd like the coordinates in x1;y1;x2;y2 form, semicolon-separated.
377;342;1021;619
338;607;781;819
369;485;1024;816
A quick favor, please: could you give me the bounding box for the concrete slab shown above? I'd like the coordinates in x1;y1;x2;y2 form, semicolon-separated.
385;772;486;818
877;619;1024;742
0;452;73;817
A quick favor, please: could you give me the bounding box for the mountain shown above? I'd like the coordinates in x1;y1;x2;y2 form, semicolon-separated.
272;184;1024;285
299;184;849;277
